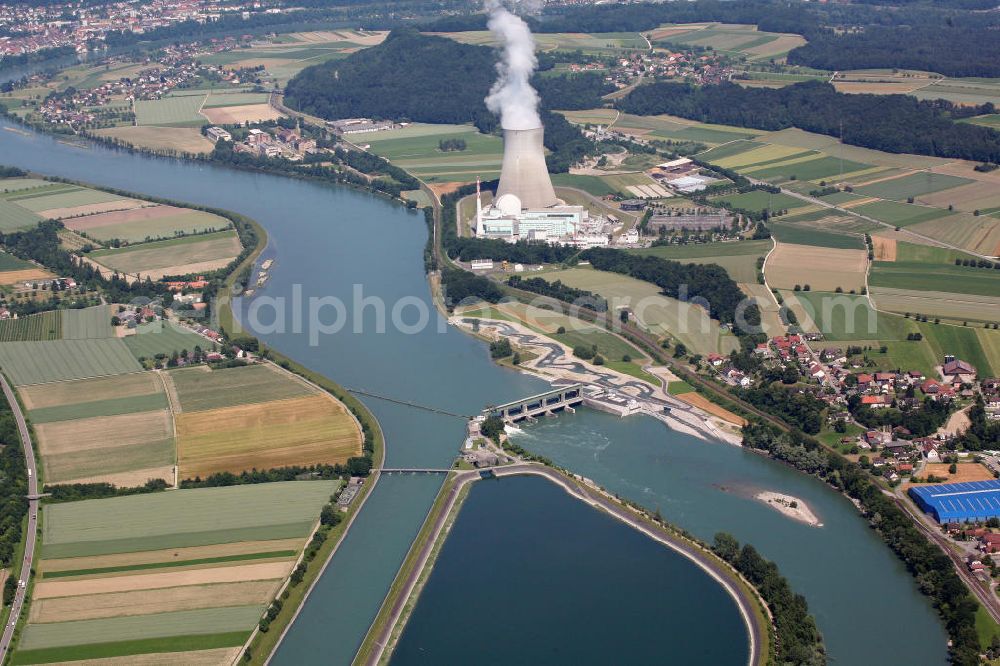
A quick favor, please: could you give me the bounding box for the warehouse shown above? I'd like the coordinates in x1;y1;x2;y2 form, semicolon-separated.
909;480;1000;523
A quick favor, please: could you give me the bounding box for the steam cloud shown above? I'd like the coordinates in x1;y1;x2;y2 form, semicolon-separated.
484;1;543;130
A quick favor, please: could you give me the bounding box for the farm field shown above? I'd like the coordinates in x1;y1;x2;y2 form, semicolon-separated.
363;124;503;184
710;190;807;214
35;409;174;485
869;262;1000;297
649;23;806;61
0;199;44;232
871;287;1000;323
6;185;126;214
175;393;362;478
0;310;62;342
62;305;113;339
93;126;214;154
64;206;231;243
537;267;740;355
89;230;241;279
0;251;34;271
628;240;770;283
549;173;618;197
0;179;51;193
0;339;141;385
561;110;759;145
766;243;867;292
740;282;785;336
768;222;866;249
855;172;974;202
853;200;953;227
908;213;1000;257
783;290;915;341
134;95;207;127
167;364;314;412
124;321;215;361
16;482;336;664
439;29;648;53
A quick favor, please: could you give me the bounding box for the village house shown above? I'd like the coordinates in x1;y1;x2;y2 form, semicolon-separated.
942;358;977;384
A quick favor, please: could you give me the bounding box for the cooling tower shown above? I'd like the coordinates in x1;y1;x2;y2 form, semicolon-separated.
495;127;558;210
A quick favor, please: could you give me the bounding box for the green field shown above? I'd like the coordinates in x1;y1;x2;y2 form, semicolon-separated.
710;190;806;213
894;241;979;264
124;321;214;360
8;187;125;213
168;364;313;412
364;124;503;183
0;251;33;270
19;606;262;651
918;322;995;376
0;311;62;342
0;339;142;385
854;200;952;226
0;178;52;193
0;199;44;231
537;267;740;355
855;173;974;202
78;210;231;244
696;140;764;162
10;632;248;665
202;92;271;108
549;173;617;197
746;155;872;182
29;392;168;424
788;291;913;341
769;222;866;250
134;95;207;127
89;230;241;275
627;240;771;283
42;480;337;558
869;262;1000;297
62;306;113;340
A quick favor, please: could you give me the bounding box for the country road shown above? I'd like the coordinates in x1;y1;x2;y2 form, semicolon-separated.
0;374;39;658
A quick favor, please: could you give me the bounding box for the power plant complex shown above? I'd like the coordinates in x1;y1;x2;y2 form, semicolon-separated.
474;126;610;247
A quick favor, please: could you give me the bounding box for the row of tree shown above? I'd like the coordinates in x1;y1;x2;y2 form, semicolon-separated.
507;276;607;312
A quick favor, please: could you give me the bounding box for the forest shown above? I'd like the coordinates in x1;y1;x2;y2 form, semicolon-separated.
580;247;760;336
507;275;608;312
283;29;603;173
618;81;1000;163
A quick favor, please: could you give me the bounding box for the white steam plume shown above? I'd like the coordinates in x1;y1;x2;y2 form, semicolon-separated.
484;1;543;130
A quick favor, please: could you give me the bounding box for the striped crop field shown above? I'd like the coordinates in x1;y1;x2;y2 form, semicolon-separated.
43;481;337;557
0;311;62;342
124;321;214;361
7;186;126;213
167;364;315;412
0;339;142;385
0;199;44;232
89;230;242;278
61;305;113;340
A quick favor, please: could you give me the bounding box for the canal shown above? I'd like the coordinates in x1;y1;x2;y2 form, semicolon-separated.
0;119;948;664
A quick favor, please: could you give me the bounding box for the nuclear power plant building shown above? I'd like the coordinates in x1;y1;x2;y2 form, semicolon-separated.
474;127;608;247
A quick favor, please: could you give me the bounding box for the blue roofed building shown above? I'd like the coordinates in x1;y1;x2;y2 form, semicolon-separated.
909;480;1000;523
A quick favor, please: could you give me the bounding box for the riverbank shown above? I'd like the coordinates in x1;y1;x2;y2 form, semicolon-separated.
757;491;823;527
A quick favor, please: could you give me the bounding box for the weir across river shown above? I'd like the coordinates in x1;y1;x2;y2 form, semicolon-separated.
487;384;584;423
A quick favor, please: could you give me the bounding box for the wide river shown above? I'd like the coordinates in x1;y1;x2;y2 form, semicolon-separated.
0;120;948;664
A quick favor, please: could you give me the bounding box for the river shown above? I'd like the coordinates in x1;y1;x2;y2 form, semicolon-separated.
0;119;948;664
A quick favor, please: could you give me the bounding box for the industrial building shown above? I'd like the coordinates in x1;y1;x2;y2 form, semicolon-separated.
474;126;608;247
909;480;1000;523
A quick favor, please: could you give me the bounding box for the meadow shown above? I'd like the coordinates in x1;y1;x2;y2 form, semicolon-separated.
538;267;740;355
767;244;868;293
134;95;208;127
0;199;43;232
650;23;806;61
710;190;806;214
869;262;1000;297
768;222;866;250
855;172;974;202
62;305;113;339
918;322;996;377
363;124;503;184
6;185;125;214
870;287;1000;323
0;251;34;270
93;126;214;155
628;240;770;283
784;291;913;341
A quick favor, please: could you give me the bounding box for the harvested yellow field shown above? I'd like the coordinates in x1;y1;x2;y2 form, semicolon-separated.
176;394;361;478
0;268;54;284
201;103;282;125
94;126;214;155
920;180;1000;213
739;283;785;336
34;560;294;598
872;235;897;261
766;243;868;293
42;647;241;666
920;463;994;484
132;257;236;282
30;580;278;623
20;372;161;410
677;392;747;426
43;538;303;574
59;466;175;489
838;197;880;209
36;410;171;457
833;81;923;95
38;200;145;220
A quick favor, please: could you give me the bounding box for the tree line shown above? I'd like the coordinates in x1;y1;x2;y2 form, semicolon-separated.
618;80;1000;163
507;275;607;312
0;388;27;605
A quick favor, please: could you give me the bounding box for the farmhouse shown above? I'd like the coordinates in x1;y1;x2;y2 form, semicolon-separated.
206;126;231;143
942;358;977;384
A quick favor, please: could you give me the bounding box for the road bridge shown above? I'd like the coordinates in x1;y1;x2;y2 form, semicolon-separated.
487;384;584;423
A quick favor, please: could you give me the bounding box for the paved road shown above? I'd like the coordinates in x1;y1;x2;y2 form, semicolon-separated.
0;374;39;658
366;464;766;666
